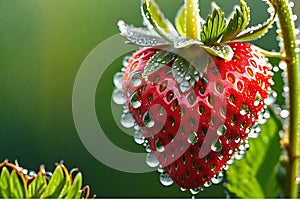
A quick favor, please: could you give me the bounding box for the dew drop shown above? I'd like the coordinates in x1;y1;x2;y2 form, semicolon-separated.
190;188;200;195
217;124;227;136
160;173;174;186
120;113;135;128
187;132;198;145
130;91;142;108
113;72;124;89
133;130;145;144
155;137;165;152
204;181;212;187
235;150;245;160
146;152;159;168
130;72;143;87
211;139;222;152
227;157;235;165
180;81;190;93
180;187;187;192
280;109;289;119
157;165;164;173
143;110;155;128
211;172;224;184
234;136;241;143
122;56;131;67
112;88;126;105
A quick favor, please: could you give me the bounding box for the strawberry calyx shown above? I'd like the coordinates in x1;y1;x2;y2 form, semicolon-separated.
118;0;276;90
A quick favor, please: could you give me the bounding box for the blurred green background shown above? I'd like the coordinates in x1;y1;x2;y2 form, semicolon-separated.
0;0;299;198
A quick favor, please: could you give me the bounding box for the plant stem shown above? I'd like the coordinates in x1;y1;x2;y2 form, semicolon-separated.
273;0;299;198
185;0;200;40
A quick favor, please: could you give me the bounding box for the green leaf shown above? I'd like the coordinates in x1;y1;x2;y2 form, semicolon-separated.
203;44;234;61
226;109;283;198
118;20;169;47
221;0;250;42
143;50;176;76
235;0;276;41
28;173;47;198
200;4;226;45
0;167;10;198
9;170;25;198
142;0;179;41
41;166;66;198
65;173;83;199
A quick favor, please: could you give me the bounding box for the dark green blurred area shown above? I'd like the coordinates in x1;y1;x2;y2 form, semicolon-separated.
0;0;299;198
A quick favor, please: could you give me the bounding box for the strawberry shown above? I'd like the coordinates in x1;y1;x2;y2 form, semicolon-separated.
116;0;275;191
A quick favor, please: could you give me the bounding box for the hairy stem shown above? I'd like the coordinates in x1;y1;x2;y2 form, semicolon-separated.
185;0;200;40
273;0;299;198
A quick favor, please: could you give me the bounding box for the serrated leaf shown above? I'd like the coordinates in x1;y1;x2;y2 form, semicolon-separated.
226;109;283;198
118;20;169;47
28;173;47;198
9;170;25;198
221;0;250;42
0;167;10;198
235;0;276;41
203;44;234;61
65;173;83;199
201;4;226;45
143;50;176;76
41;166;66;198
142;0;179;41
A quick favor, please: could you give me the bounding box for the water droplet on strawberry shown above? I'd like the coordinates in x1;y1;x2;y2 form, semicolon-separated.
113;72;124;89
190;188;200;195
143;110;155;128
217;124;227;136
130;72;143;87
187;132;198;145
179;81;191;93
112;88;126;105
204;181;212;187
122;56;131;67
146;152;159;168
211;171;224;184
160;173;174;186
130;91;142;108
211;139;223;152
155;138;165;152
120;113;135;128
134;129;145;144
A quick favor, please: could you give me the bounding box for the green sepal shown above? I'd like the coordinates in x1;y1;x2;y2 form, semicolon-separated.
142;0;179;41
143;50;176;77
118;20;169;47
0;167;10;198
200;3;226;45
27;172;47;198
235;0;276;41
175;5;186;37
203;43;234;61
221;0;250;42
9;170;25;198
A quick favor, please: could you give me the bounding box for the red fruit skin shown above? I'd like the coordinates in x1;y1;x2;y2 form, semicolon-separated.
123;42;271;189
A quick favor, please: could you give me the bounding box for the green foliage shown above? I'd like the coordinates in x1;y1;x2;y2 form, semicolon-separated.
221;0;250;42
201;5;226;45
0;162;91;199
226;109;283;198
142;0;179;41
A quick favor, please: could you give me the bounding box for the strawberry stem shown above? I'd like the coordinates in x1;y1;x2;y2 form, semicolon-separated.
185;0;200;40
273;0;299;198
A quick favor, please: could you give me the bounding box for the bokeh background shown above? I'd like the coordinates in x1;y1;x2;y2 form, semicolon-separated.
0;0;299;198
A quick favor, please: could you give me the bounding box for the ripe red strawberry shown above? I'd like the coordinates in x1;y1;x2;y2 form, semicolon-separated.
122;42;271;188
117;0;275;190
